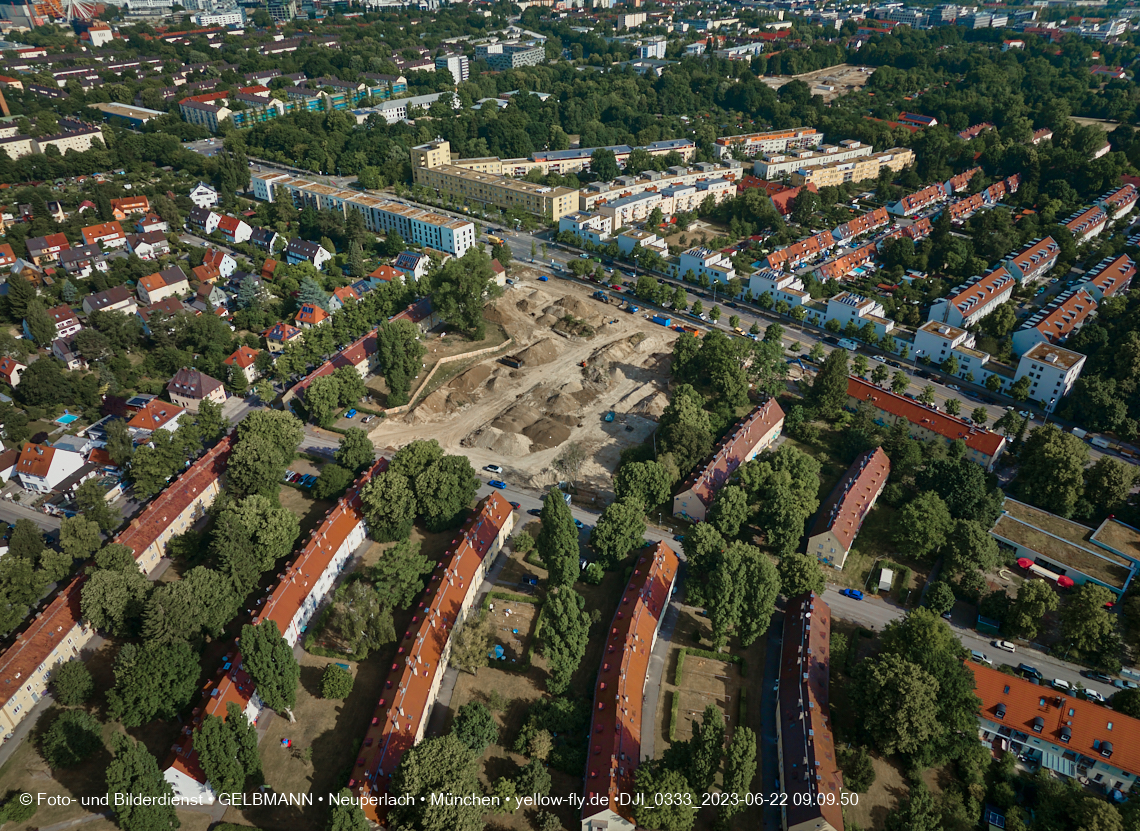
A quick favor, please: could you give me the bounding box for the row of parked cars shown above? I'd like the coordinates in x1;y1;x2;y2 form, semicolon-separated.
284;470;317;488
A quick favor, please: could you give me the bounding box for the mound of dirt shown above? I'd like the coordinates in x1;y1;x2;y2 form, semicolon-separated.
492;403;545;434
536;314;561;327
558;296;596;318
632;391;670;420
467;427;533;457
450;364;494;394
516;289;555;313
415;386;452;417
515;338;559;366
523;417;573;451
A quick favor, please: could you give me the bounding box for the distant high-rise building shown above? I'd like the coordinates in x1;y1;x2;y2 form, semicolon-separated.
435;54;469;85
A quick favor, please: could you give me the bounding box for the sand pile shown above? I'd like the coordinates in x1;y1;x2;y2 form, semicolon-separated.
559;296;596;318
516;338;559;366
523;417;573;451
516;289;555;313
450;364;494;394
467;427;533;457
631;391;669;420
492;403;544;434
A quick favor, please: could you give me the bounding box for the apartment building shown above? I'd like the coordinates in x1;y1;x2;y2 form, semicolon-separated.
913;321;994;381
674;247;736;284
1004;237;1060;285
115;436;233;574
714;127;824;159
165;459;387;803
754;140;873;179
803;292;895;340
971;663;1140;794
167;368;226;413
0;580;94;738
674;399;785;522
778;592;845;831
579;160;740;212
356;494;515;820
1016;341;1086;402
790;148;914;189
617;230;668;257
928;266;1016;329
558;212;613;245
1099;183;1138;220
519;139;697;178
1012;288;1098;355
582;542;679;831
1076;253;1134;300
887;183;946;216
252;172;476;257
1064;205;1108;244
808;447;890;569
617;11;647;27
847;377;1006;470
411;143;578;221
747;270;811;309
435;54;469;84
485;43;545;70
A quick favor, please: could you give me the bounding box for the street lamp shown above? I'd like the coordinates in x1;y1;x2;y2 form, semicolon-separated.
912;349;923;372
1043;397;1057;426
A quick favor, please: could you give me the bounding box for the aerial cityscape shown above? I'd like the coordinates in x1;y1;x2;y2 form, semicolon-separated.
0;0;1138;830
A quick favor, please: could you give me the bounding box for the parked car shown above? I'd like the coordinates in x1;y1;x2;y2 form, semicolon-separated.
527;508;542;517
970;651;993;666
887;360;903;369
1083;689;1106;703
839;588;864;600
345;408;357;418
488;480;507;490
485;464;504;474
361;415;375;424
992;640;1017;653
873;355;888;363
1018;663;1044;680
509;501;521;510
573;518;584;529
673;534;685;542
1081;670;1113;683
1051;678;1072;692
946;384;961;392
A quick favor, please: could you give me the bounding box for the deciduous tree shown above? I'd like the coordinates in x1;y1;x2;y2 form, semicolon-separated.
852;654;941;757
588;498;645;569
452;701;498;752
105;733;180;831
893;492;953;559
777;553;825;598
543;589;590;694
360;470;417;542
1016;425;1089;517
50;660;93;706
40;709;103;769
108;641;200;726
1007;579;1059;640
389;735;483;831
240;620;299;715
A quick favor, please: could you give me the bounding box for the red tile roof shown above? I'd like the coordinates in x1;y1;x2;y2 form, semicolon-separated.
224;345;259;370
359;493;515;814
114;436;233;565
167;459;388;787
766;231;835;270
263;321;302;343
847;377;1006;459
808;447;889;552
192;264;221;284
971;663;1140;777
16;443;55;479
295;304;329;326
216;215;243;235
0;578;86;711
333;286;360;303
945;266;1015;319
1083;253;1134;298
1024;289;1098;343
905;217;932;240
110;195;150;214
286;329;378;402
0;244;15;266
369;265;402;282
126;399;185;431
1009;236;1059;280
897;183;944;213
203;249;229;269
833;207;888;241
0;356;25;384
81;221;124;245
679;399;785;509
1064;205;1107;239
946;166;981;194
779;592;844;831
1100;183;1137;214
817;242;876;282
583;542;679;825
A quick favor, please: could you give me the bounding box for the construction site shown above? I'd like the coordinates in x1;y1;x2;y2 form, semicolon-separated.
365;268;678;497
763;63;876;103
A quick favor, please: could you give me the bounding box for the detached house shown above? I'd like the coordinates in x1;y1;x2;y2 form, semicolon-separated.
110;195;150;220
167;368;226;413
83;285;137;316
126;231;171;261
189;182;219;209
135;214;168;234
187;207;220;235
203;249;236;279
263;321;303;353
127;399;185;437
59;244;107;278
138;266;190;306
192;264;222;285
216;215;252;245
295;303;329;328
81;221;127;249
249;228;279;252
328;286;359;312
224;345;261;384
15;442;85;493
25;233;70;266
25;304;82;342
285;239;332;270
0;356;26;388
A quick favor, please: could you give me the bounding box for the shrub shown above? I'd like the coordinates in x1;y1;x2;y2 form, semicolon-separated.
582;562;604;585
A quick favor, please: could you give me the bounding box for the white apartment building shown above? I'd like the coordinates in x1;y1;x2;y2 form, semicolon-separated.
193;9;244;24
617;230;667;257
673;247;735;284
805;291;895;340
638;37;667;59
747;269;811;309
558;212;612;245
928;267;1016;329
753;140;872;180
579;160;742;212
913;321;994;381
435;54;469;84
189;182;219;209
618;11;647;28
1015;342;1086;402
252;173;476;257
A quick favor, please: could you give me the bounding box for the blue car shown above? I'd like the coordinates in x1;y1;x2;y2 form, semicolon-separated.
539;275;549;282
346;409;357;418
840;588;864;601
488;480;507;490
573;518;584;529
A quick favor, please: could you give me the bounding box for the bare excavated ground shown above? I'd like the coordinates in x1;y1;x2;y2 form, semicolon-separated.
761;63;875;103
365;266;676;497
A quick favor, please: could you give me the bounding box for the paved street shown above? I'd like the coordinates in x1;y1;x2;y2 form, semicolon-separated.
0;500;61;534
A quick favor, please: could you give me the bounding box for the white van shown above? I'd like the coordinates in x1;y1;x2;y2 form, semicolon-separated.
1052;679;1073;693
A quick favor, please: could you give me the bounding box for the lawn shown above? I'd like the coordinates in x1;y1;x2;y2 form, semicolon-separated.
278;485;335;543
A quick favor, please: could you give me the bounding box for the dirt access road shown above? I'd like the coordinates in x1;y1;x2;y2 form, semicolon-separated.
366;266;677;499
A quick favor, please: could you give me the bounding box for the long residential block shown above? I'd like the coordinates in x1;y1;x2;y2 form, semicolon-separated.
789;147;914;189
581;542;680;831
251;173;475;257
714;127;823;159
928;266;1016;329
807;447;890;570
